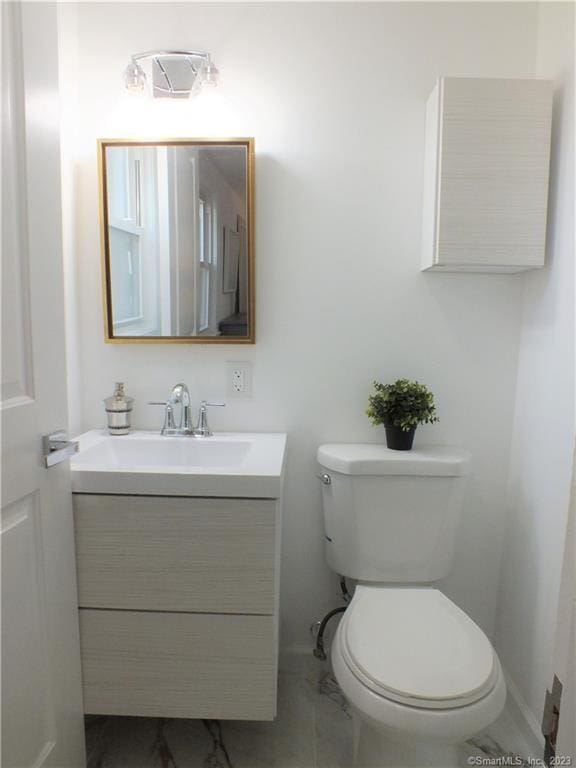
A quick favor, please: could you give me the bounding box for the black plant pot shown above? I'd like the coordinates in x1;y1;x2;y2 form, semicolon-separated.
384;422;416;451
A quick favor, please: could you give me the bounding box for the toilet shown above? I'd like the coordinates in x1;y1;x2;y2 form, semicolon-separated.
317;444;506;768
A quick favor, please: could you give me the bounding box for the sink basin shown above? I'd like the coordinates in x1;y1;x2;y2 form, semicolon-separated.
71;430;287;497
73;434;251;470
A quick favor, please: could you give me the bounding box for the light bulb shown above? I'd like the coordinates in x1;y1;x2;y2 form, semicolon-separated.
124;61;146;94
202;61;220;88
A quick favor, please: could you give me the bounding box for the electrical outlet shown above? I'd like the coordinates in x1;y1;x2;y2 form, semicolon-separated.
226;361;252;399
233;369;244;392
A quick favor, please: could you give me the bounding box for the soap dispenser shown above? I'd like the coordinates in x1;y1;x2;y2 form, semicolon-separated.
104;382;134;435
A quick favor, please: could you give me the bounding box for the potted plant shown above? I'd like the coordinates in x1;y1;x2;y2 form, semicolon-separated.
366;379;439;451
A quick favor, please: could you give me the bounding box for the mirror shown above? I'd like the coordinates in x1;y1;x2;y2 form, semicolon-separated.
98;138;254;343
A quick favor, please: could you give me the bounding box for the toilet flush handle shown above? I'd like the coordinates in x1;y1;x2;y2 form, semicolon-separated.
316;473;331;485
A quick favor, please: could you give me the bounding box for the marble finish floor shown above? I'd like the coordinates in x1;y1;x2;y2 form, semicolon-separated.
86;666;533;768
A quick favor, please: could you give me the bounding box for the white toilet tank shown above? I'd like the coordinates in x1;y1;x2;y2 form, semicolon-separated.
317;444;471;583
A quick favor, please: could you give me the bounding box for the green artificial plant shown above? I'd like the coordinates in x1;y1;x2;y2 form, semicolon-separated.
367;379;439;432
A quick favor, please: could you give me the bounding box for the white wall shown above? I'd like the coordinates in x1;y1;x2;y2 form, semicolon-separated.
59;2;542;650
495;0;575;732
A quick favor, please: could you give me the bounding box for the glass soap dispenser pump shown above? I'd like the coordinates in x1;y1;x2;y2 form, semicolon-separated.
104;382;134;436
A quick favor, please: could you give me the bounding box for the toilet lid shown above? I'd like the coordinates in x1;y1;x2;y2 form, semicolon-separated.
341;587;497;710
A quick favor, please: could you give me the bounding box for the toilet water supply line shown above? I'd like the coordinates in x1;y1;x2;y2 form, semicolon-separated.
313;576;352;661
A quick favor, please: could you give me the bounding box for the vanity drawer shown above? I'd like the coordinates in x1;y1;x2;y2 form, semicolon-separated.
79;609;276;720
74;494;276;614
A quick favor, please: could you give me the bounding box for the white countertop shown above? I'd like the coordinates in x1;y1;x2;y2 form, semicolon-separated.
71;430;287;498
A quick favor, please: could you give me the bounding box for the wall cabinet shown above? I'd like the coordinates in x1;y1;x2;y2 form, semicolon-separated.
421;77;553;273
73;494;280;720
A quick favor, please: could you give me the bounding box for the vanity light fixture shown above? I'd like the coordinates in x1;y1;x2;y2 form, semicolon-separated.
123;50;219;98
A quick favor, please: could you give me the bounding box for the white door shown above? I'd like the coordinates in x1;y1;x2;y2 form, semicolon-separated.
1;4;86;767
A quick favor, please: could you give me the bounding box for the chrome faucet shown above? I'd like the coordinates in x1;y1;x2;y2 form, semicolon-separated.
170;383;193;432
149;385;225;437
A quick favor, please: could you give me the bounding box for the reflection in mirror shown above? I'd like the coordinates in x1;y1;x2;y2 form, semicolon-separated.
99;139;253;342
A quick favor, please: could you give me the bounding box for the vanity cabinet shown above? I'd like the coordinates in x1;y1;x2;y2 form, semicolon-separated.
421;77;553;273
73;493;280;720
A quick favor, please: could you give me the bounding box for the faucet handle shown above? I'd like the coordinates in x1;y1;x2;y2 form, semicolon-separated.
195;401;226;437
148;401;176;432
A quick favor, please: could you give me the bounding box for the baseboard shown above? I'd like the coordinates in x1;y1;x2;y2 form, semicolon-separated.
504;669;546;757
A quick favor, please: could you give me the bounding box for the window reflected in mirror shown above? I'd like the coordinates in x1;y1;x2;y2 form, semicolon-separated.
99;139;254;343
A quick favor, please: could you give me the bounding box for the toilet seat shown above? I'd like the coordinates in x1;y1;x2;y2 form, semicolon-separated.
339;586;498;710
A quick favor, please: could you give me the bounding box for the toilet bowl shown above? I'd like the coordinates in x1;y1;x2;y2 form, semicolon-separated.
331;585;506;767
317;443;507;767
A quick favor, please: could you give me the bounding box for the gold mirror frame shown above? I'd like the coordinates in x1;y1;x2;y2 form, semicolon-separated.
98;137;255;344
